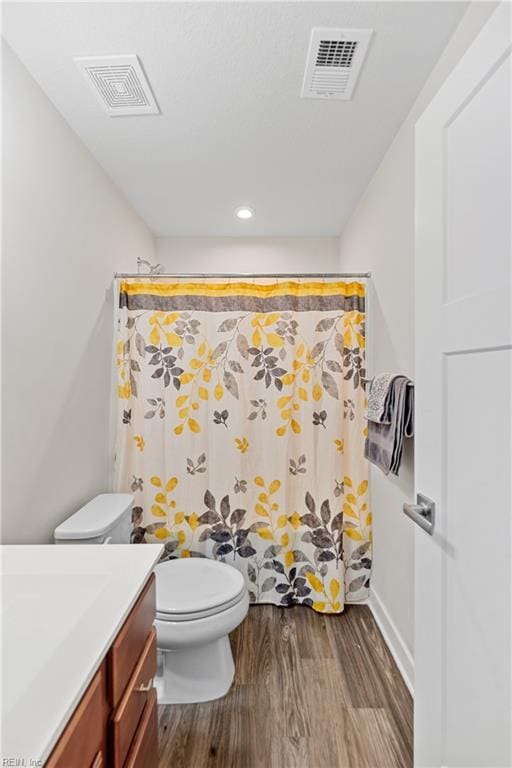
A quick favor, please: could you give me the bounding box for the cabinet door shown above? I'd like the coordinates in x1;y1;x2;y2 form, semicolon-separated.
46;663;108;768
109;574;155;707
111;628;157;768
124;689;158;768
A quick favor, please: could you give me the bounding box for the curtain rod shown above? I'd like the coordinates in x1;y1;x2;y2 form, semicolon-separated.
114;272;371;279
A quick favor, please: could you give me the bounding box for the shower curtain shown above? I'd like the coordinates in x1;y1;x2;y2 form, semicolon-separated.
114;278;371;612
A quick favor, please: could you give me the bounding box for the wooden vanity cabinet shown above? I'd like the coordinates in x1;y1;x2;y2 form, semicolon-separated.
46;574;158;768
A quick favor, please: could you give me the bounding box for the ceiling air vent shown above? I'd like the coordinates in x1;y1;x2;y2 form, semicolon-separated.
74;54;159;116
301;28;373;101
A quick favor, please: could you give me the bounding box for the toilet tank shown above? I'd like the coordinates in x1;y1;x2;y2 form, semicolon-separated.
54;493;133;544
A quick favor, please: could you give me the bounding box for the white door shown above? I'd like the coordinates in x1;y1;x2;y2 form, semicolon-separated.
414;4;511;767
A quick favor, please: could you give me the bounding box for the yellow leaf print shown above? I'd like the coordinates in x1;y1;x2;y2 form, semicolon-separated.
188;418;201;433
176;395;188;407
254;476;265;487
175;511;185;524
298;387;308;401
198;341;207;356
290;512;301;529
281;533;289;547
235;437;249;453
181;549;191;558
313;601;326;612
276;426;286;437
366;512;373;526
344;476;353;487
252;328;262;346
343;503;358;519
312;383;322;401
166;332;182;347
346;493;357;504
266;332;284;348
118;382;131;399
345;528;364;541
154;527;170;540
269;479;281;495
335;439;345;453
177;530;186;544
285;551;295;568
214;383;224;400
277;514;288;528
258;493;269;504
263;313;280;326
163;312;180;325
150;476;162;487
306;572;323;593
282;373;295;386
189;512;199;531
180;373;194;385
258;528;273;540
151;505;166;517
358;480;368;496
255;503;268;517
166;477;178;492
133;435;145;452
277;395;291;409
198;387;208;400
290;419;301;434
332;601;342;612
190;358;202;370
330;579;340;600
302;368;310;383
149;325;160;346
178;407;189;419
155;493;166;503
174;424;184;435
203;368;212;382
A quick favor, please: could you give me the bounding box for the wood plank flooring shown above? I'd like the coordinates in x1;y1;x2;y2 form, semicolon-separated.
157;605;413;768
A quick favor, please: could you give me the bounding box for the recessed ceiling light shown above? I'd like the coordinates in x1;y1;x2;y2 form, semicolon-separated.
235;206;254;220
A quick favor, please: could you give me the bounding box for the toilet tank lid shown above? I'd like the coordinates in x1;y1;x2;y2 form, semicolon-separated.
54;494;134;540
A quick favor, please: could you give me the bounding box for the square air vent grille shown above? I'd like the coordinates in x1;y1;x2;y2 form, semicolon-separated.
316;40;357;68
74;54;159;116
301;28;373;101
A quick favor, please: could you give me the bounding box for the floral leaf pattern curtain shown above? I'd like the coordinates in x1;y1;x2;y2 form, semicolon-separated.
115;279;371;612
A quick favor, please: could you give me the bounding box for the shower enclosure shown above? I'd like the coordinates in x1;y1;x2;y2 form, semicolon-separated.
114;274;371;612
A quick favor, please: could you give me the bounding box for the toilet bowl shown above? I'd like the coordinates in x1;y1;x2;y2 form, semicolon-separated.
54;494;249;705
154;558;249;704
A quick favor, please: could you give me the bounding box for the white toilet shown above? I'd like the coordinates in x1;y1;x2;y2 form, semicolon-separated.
54;493;249;704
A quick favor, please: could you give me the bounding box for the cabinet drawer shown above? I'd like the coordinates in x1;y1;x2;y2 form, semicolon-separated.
109;574;155;707
46;663;107;768
124;688;158;768
111;628;157;768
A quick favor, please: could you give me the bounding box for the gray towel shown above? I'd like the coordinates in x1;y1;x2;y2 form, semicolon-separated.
364;376;414;476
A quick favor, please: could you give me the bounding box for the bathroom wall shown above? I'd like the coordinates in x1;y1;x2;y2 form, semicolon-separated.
156;237;339;273
1;44;156;544
338;1;497;688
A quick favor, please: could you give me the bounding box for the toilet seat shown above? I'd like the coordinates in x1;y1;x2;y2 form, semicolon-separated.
154;558;246;622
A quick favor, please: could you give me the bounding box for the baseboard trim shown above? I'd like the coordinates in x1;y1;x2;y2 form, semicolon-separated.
368;589;414;697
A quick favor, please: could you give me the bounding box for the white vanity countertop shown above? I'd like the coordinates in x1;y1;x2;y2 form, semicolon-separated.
0;544;163;764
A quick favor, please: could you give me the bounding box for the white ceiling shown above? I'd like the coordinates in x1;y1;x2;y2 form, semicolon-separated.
3;2;467;237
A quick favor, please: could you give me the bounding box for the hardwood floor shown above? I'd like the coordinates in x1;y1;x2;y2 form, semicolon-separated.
157;605;413;768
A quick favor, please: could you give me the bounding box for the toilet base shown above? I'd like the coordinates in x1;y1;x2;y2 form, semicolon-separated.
155;635;235;704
